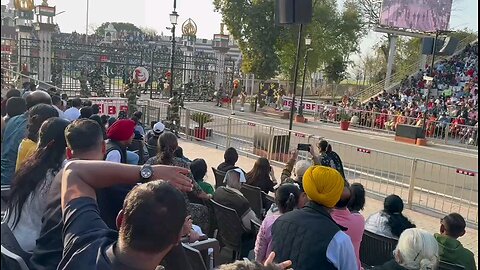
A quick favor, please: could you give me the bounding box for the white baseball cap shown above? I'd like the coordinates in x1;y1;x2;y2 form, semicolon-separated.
153;122;165;134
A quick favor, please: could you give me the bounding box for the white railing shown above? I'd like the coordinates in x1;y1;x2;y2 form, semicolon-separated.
138;99;478;227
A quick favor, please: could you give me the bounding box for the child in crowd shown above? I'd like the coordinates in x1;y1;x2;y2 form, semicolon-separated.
435;213;476;270
190;158;214;195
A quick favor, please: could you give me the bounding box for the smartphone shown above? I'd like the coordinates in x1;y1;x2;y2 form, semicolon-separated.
297;143;311;152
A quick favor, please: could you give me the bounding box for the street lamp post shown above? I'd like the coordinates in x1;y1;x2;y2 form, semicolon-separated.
298;35;312;117
169;6;179;97
288;24;304;132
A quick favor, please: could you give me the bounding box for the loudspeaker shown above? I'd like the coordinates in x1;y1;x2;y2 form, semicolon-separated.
275;0;312;25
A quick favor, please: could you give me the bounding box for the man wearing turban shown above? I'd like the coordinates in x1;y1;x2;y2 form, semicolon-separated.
271;165;358;270
104;119;136;164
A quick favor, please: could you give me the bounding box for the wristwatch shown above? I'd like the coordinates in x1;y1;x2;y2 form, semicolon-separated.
140;164;154;181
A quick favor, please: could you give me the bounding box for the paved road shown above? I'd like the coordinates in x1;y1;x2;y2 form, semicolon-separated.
185;102;478;171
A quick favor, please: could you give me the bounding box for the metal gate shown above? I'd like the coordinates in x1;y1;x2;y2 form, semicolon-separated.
8;37;236;98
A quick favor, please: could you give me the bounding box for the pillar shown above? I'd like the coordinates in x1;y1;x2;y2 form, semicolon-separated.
384;35;397;92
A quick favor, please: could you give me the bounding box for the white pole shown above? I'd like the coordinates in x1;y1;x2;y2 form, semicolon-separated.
384;35;397;92
85;0;89;43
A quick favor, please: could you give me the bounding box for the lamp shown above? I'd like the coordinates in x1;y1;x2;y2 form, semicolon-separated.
170;11;179;25
305;35;312;46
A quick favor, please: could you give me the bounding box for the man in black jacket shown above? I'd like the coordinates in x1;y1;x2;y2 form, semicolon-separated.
271;165;358;270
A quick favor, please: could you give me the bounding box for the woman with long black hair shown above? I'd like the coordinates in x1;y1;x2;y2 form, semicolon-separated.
5;117;70;252
145;131;211;233
365;194;416;239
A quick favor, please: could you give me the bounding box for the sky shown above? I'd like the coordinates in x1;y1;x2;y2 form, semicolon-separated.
2;0;477;70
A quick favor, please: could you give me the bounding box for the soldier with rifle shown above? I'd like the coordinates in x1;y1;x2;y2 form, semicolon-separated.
166;91;183;137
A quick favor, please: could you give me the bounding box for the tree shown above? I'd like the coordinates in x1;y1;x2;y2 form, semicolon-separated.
95;22;142;37
324;56;347;84
213;0;280;79
277;0;365;81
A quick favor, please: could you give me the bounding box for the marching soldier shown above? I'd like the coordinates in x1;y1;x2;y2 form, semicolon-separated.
275;85;285;111
230;79;240;115
77;69;90;98
215;83;224;107
125;80;140;117
88;66;106;97
239;89;247;112
167;91;182;137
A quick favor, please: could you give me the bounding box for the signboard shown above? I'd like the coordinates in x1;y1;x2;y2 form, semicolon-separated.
379;0;452;32
88;98;128;117
99;55;109;62
133;66;149;85
282;97;318;114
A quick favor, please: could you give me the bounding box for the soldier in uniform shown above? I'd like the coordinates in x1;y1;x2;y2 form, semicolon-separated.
89;66;106;97
167;91;182;137
276;85;285;111
230;79;240;115
77;69;90;98
125;80;140;117
215;83;224;107
239;89;247;112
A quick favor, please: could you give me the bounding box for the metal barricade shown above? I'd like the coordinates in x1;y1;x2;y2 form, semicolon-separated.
140;100;478;225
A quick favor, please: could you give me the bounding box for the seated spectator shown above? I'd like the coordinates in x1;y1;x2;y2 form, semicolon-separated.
146;132;211;233
246;157;277;194
365;194;416;239
100;114;109;126
1;89;21;116
30;119;106;269
51;95;65;119
271;165;357;270
91;104;100;115
89;114;107;139
255;183;300;264
16;104;59;171
173;146;191;163
213;169;259;257
57;160;192;269
132;111;145;137
79;106;93;119
64;98;82;121
4;97;27;124
146;121;165;147
107;116;116;127
331;186;365;269
5;117;69;252
190;158;214;195
435;213;476;270
280;150;312;185
347;183;366;214
217;147;241;172
1;90;52;185
373;228;439;270
213;170;254;227
104;119;137;165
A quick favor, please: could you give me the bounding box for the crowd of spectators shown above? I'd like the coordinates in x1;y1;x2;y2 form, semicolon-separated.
316;42;478;144
1;85;477;270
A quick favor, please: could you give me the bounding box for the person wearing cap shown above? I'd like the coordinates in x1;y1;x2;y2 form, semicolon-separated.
146;121;165;147
104;119;136;164
271;165;357;270
213;168;260;257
